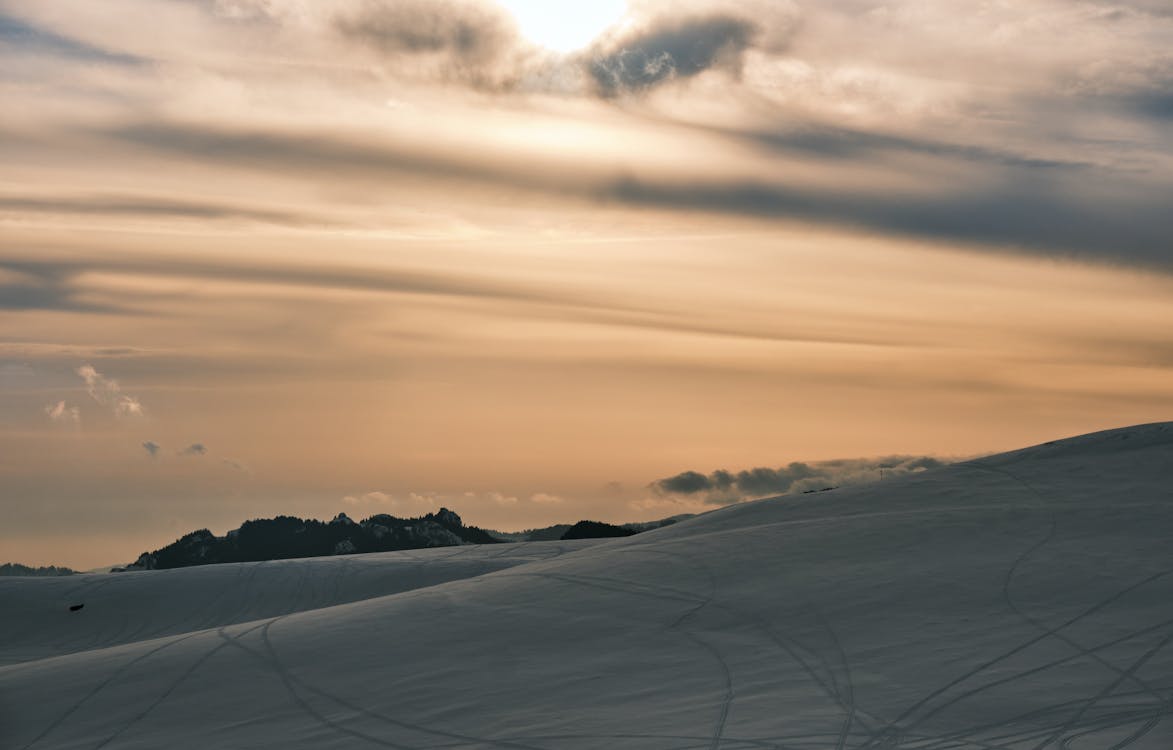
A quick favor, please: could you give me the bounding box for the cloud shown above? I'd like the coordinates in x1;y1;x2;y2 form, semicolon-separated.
0;11;143;65
588;13;760;96
342;490;394;505
342;490;439;514
487;491;519;506
0;251;650;328
333;0;528;89
330;1;795;97
180;443;207;456
76;364;145;418
653;470;712;495
335;0;510;58
142;441;161;457
652;455;949;505
44;400;80;425
0;262;119;314
604;173;1173;268
732;124;1091;172
0;194;334;227
629;495;699;513
221;458;250;473
90;118;1173;268
344;488;553;511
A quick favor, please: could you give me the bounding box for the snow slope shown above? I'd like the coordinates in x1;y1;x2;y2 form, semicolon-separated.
2;423;1172;749
0;541;603;667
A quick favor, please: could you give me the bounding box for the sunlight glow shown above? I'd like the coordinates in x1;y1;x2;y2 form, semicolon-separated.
496;0;628;53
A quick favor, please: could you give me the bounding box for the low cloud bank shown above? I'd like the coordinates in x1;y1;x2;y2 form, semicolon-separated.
652;455;948;505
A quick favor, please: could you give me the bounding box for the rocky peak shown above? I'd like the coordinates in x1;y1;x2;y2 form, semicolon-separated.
434;507;463;529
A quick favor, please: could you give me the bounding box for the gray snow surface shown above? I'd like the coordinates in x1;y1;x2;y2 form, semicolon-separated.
2;422;1172;749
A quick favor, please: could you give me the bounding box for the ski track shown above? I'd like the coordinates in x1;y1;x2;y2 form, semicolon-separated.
858;467;1168;746
17;628;206;750
813;609;860;750
251;618;550;750
989;465;1165;700
89;621;269;750
8;428;1173;750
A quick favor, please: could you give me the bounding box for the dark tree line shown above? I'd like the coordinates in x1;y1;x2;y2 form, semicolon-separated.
126;508;500;571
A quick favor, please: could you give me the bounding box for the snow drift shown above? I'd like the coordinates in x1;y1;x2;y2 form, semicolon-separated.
2;423;1172;749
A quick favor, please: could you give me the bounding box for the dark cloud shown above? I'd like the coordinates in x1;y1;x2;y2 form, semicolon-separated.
1063;56;1173;123
0;261;120;313
333;0;522;88
0;12;143;65
1091;1;1173;20
0;195;334;227
655;470;710;494
607;173;1173;269
142;441;161;457
733;463;819;496
653;455;948;505
0;254;586;314
0;281;102;313
588;14;759;96
735;125;1092;172
1130;90;1173;120
102;121;521;187
94;120;1173;269
181;443;207;456
336;0;509;58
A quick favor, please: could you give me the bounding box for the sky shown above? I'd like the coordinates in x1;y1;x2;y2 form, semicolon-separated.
2;0;1172;569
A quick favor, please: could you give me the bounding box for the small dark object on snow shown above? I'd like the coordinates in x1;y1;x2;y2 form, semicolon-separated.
69;603;84;612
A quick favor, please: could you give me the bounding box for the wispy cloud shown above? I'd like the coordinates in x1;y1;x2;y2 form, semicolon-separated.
76;364;144;418
79;116;1173;267
0;11;144;65
0;194;335;227
342;490;440;515
221;458;250;473
342;490;395;506
486;491;519;506
44;400;80;425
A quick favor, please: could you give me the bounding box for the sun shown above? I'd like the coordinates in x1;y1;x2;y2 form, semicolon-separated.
495;0;628;54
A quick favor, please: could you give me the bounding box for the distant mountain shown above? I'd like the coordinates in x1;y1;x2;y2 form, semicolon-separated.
487;514;694;542
0;563;75;577
486;524;573;542
560;520;637;540
621;514;696;533
122;508;501;571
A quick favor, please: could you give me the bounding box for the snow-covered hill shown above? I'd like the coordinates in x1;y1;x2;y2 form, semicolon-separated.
3;423;1171;749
